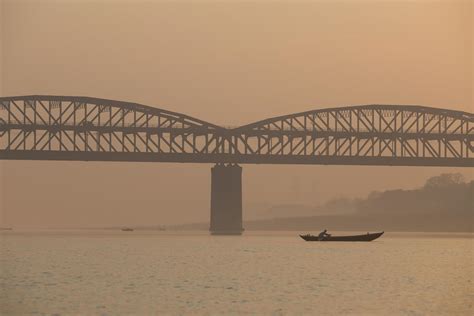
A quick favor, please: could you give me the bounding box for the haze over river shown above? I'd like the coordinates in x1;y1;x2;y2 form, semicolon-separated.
1;231;472;315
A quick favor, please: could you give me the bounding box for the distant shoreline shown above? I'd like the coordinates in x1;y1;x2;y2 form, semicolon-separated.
4;213;473;234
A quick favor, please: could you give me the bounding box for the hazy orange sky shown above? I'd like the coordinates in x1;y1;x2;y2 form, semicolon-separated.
0;0;472;227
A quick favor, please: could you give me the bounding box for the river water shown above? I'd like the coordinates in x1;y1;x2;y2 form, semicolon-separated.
1;231;473;315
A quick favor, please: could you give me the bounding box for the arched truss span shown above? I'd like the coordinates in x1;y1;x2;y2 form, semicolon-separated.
0;95;225;160
0;97;472;166
231;105;473;166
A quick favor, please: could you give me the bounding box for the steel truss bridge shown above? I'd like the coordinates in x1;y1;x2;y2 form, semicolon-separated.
0;95;472;167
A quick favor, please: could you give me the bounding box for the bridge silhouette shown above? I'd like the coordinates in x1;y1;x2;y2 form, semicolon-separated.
1;95;473;234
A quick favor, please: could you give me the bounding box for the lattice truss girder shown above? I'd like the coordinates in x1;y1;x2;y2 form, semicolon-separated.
234;106;473;159
0;97;222;154
0;97;473;161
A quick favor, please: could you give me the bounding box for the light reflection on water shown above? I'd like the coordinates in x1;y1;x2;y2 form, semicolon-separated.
1;231;473;315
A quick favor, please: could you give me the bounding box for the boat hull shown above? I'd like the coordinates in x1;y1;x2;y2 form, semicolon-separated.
300;231;384;242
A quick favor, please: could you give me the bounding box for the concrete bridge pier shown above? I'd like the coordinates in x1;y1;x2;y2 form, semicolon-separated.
210;163;244;235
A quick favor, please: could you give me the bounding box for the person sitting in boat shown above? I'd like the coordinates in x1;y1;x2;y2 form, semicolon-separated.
318;229;331;241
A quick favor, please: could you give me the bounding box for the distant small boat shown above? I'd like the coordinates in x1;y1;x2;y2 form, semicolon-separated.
0;227;13;231
300;231;384;242
121;228;134;232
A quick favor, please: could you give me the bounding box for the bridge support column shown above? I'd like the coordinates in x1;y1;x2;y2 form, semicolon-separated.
210;163;243;235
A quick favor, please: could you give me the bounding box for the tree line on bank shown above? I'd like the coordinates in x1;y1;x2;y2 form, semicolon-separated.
245;173;473;232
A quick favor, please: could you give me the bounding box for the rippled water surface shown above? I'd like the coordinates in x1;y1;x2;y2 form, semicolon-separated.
1;231;473;315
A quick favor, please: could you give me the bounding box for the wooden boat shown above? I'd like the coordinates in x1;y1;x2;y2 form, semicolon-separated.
121;228;134;232
300;231;384;242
